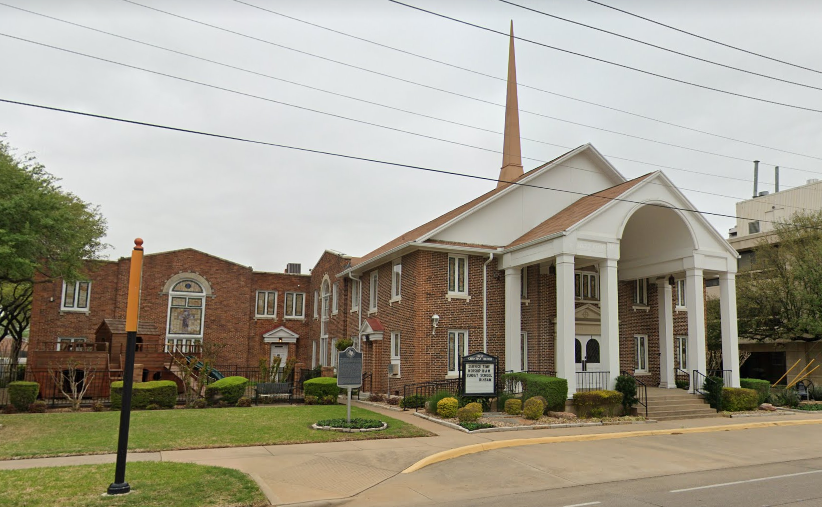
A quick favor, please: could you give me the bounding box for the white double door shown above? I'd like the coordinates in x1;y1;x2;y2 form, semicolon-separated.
575;335;602;372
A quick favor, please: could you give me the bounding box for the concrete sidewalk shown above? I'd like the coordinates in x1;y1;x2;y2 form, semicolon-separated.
1;403;818;506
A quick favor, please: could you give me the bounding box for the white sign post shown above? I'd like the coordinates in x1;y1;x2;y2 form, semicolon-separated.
337;347;363;423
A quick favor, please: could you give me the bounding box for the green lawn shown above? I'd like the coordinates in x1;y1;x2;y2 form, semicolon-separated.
0;405;431;459
0;462;266;507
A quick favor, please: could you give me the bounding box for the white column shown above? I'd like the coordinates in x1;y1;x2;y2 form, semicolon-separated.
719;272;741;388
555;254;576;397
599;259;619;390
504;267;522;373
685;267;707;393
657;279;675;388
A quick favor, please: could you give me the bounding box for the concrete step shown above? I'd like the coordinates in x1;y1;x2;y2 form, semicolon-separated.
647;403;715;413
647;408;718;418
652;413;723;422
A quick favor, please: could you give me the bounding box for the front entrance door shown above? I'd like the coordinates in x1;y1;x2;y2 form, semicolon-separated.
270;344;288;367
575;335;605;390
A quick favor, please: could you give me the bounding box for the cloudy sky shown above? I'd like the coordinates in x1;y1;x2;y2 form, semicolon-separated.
3;0;822;272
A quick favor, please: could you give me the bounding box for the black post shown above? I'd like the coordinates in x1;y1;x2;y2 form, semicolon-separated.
107;330;137;495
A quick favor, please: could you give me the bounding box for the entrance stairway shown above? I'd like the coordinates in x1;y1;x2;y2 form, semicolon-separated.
645;387;720;421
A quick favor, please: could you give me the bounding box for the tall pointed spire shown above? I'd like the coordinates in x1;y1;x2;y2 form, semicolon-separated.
498;20;523;189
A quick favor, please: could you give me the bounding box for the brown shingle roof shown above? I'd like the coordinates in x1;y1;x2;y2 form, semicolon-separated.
506;173;654;248
98;319;160;335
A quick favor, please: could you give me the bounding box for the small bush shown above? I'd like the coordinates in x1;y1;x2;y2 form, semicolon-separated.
703;376;724;410
573;390;623;418
460;422;495;431
316;418;383;429
504;398;522;415
9;381;39;412
771;388;799;408
615;375;638;414
205;376;249;406
531;395;548;414
111;380;177;410
503;373;568;412
740;378;771;405
28;400;47;413
386;396;400;406
92;402;105;412
675;380;689;390
400;394;426;409
236;397;252;407
304;395;318;405
2;405;16;414
304;377;340;399
335;338;354;351
457;402;483;422
497;392;514;409
368;392;385;403
722;387;759;412
522;397;544;420
145;403;161;411
320;394;338;405
191;399;208;409
437;397;459;418
427;390;455;414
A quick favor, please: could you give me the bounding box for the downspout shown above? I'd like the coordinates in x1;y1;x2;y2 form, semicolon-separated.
483;253;494;353
348;272;362;344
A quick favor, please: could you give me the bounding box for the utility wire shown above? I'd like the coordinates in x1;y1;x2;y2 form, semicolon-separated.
500;0;822;93
586;0;822;77
1;96;800;229
387;0;822;115
229;0;822;163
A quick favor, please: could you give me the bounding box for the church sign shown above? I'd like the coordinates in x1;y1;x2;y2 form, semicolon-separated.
461;352;498;397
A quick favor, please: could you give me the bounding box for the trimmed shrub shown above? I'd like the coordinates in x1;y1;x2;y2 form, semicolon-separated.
92;402;105;412
386;396;400;406
703;376;724;410
236;397;252;407
9;381;39;412
722;387;759;412
28;400;47;413
316;418;383;429
497;392;515;409
522;397;544;420
427;390;455;414
304;395;318;405
437;397;459;418
615;375;638;414
111;380;177;410
573;390;623;418
771;388;799;408
334;338;354;351
400;394;426;409
303;377;340;399
675;380;689;390
2;405;17;414
504;398;522;415
320;394;338;405
457;402;483;422
503;373;568;412
460;422;495;431
205;376;249;406
368;393;386;403
740;378;771;405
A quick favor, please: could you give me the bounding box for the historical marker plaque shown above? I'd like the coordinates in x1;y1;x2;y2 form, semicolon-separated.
337;347;363;388
461;352;498;397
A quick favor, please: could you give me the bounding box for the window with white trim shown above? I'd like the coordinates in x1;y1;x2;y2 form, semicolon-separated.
633;279;648;306
351;279;360;311
634;335;648;374
392;259;402;300
521;267;528;298
574;271;598;300
321;280;330;337
676;279;686;308
320;337;328;366
313;290;319;318
391;332;401;360
676;336;688;370
521;332;528;371
312;341;317;368
56;337;86;351
285;292;305;318
332;282;339;314
448;255;468;295
369;271;378;311
447;330;468;376
331;338;338;367
166;280;205;339
255;291;277;318
61;281;91;311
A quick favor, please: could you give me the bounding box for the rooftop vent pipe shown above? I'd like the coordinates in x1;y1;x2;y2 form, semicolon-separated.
753;160;760;198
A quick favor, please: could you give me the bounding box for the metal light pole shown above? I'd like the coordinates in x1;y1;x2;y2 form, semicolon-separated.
107;238;144;495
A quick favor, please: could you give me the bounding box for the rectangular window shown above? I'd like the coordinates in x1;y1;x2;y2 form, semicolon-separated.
633;279;648;305
351;279;360;311
392;259;402;300
313;290;319;318
391;332;401;359
447;330;468;375
521;332;528;371
332;282;339;314
312;341;317;368
521;267;528;298
285;292;305;318
748;220;760;234
574;272;598;300
676;336;688;370
676;279;686;308
61;281;91;311
331;339;338;367
320;337;328;367
255;291;277;317
369;271;378;311
634;335;648;373
448;255;468;295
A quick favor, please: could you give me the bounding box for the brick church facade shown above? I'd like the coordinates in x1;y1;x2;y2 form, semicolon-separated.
26;26;742;398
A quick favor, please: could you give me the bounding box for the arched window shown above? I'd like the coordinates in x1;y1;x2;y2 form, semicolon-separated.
320;279;330;366
166;279;206;352
575;339;582;364
586;338;601;364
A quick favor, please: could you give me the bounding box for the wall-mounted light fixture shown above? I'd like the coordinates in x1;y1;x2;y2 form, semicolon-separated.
431;314;440;335
668;275;675;286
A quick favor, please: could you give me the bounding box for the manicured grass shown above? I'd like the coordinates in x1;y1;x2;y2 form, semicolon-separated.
0;462;266;507
0;405;432;459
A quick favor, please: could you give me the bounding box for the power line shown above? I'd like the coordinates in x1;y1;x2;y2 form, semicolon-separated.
499;0;822;93
1;96;800;229
586;0;822;77
229;0;822;163
387;0;822;115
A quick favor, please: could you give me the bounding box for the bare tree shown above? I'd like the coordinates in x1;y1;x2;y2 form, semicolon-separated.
49;359;96;411
169;342;226;406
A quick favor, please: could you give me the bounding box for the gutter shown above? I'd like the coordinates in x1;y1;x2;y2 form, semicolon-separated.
483;253;494;353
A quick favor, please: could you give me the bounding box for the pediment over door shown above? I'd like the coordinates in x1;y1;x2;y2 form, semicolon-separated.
553;303;602;336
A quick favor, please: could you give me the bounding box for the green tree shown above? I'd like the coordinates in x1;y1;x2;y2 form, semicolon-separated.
0;135;107;372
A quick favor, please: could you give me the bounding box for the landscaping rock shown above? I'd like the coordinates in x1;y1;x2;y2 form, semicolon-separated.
759;403;777;411
547;411;577;419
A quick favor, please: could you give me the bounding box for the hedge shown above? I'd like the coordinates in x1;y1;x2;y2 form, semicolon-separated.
503;373;568;412
111;380;177;410
722;387;759;412
205;376;249;405
573;390;622;417
740;378;770;405
9;381;39;412
303;377;340;399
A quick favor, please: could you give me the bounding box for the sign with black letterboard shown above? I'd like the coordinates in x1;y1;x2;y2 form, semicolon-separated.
461;352;497;396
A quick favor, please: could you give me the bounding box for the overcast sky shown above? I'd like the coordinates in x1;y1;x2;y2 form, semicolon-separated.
3;0;822;272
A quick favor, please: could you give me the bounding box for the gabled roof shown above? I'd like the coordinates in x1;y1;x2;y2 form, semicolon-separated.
262;325;299;343
360;318;385;340
97;319;160;335
506;173;654;249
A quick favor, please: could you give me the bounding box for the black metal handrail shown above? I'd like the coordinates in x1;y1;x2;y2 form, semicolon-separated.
692;370;709;395
402;378;461;402
620;370;647;419
575;371;609;392
674;368;690;389
707;369;732;388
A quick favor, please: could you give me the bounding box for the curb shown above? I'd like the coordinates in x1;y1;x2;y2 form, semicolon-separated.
402;418;822;474
413;411;656;433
